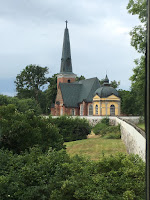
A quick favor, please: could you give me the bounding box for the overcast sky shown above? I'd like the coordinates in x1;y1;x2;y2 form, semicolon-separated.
0;0;140;96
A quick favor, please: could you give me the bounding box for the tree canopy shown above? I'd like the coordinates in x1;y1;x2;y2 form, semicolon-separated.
15;64;48;101
127;0;146;116
127;0;146;54
0;105;64;153
0;148;145;200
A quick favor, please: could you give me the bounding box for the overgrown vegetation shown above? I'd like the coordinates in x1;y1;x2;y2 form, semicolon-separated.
0;106;146;199
0;105;64;153
0;105;91;153
93;118;121;139
0;147;145;200
49;115;91;142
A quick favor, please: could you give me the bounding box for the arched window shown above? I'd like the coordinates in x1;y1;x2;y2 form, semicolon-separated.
80;104;83;116
68;79;70;83
88;104;93;116
95;105;98;115
72;109;75;116
110;105;115;116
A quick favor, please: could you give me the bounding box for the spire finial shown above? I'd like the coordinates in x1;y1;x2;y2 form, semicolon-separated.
65;20;68;28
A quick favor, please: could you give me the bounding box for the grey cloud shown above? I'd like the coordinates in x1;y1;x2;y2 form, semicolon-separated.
0;0;141;95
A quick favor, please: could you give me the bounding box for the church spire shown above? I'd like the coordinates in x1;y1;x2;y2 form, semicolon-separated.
60;21;73;74
103;74;110;86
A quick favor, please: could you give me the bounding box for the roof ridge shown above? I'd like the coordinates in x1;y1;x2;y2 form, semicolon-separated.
86;78;97;101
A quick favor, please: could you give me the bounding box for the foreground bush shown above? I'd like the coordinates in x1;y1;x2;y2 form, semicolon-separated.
0;148;145;200
93;122;108;135
102;125;121;139
50;116;91;142
0;105;64;153
93;118;121;139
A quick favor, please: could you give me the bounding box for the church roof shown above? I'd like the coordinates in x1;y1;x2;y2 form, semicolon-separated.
78;77;100;103
60;21;73;74
94;86;119;98
59;77;100;107
60;83;82;107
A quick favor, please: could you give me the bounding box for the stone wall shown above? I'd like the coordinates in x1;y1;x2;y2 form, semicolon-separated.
51;115;146;161
80;116;146;161
115;117;146;161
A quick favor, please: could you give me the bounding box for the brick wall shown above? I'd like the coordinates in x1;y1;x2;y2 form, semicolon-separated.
57;77;76;88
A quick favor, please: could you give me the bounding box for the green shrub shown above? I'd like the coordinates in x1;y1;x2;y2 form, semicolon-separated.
50;116;91;142
0;149;145;200
92;122;108;135
101;117;109;125
10;98;42;115
93;123;121;138
0;105;64;153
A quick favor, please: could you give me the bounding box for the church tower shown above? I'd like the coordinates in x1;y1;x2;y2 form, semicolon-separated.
57;21;76;88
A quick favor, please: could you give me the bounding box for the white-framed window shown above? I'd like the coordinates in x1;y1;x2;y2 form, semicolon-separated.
80;104;83;116
95;104;98;115
88;104;93;116
72;108;75;116
110;105;115;116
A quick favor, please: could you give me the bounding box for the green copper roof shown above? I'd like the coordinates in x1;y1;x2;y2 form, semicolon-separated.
59;77;100;107
78;77;100;103
95;86;119;98
60;23;73;74
60;83;82;107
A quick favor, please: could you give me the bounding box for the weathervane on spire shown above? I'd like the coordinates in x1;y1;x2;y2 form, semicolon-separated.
65;20;68;28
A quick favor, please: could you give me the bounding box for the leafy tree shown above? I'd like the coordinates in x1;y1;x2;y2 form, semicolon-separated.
110;80;120;89
15;65;48;102
118;89;137;115
0;149;145;200
100;79;120;89
127;0;146;115
127;0;146;54
0;105;64;153
10;97;42;115
129;56;145;115
0;95;11;106
75;75;85;81
46;74;57;113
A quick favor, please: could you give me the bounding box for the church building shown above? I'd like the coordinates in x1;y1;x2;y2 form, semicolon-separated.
51;22;121;116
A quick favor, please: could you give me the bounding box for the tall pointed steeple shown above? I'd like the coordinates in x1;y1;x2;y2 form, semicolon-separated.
60;20;73;73
57;21;76;89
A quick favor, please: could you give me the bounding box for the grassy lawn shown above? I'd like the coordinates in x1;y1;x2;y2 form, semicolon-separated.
137;123;145;131
65;134;127;161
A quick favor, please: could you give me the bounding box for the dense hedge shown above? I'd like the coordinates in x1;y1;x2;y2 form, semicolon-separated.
0;105;64;153
0;147;145;200
93;118;121;139
49;116;91;142
0;105;91;153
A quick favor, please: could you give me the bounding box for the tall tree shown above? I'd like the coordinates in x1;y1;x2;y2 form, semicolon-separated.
46;74;57;113
127;0;146;115
127;0;146;54
15;65;48;102
129;56;145;115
